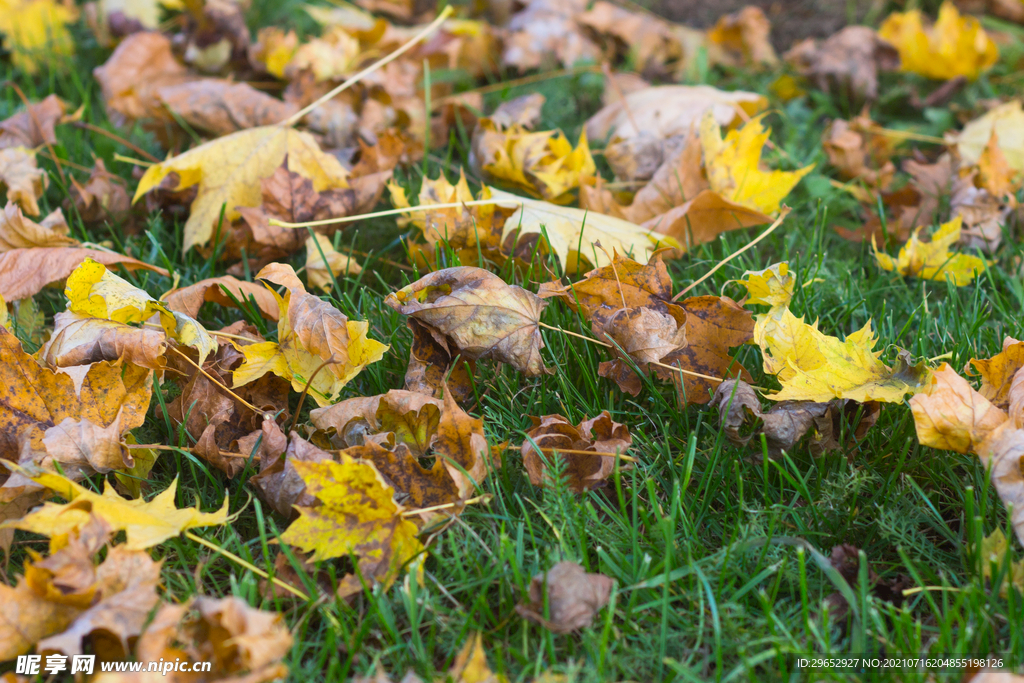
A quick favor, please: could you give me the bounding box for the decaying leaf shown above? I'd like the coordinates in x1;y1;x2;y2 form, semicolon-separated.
594;304;687;396
970;337;1024;408
713;378;879;458
515;561;614;633
755;306;930;403
910;364;1008;454
93;31;192;128
0;202;75;251
0;147;47;216
0;95;67;150
501;0;600;71
957;101;1024;174
40;311;167;371
280;459;424;598
67;160;131;225
521;411;632;492
784;26;900;103
232;263;388;406
385;266;550;376
0;247;167;302
878;1;998;81
1;466;230;550
706;6;777;68
134;126;351;251
873;216;990;286
156;79;298;137
700;112;813;215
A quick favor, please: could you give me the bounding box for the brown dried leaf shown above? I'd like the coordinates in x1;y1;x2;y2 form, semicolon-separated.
707;6;778;68
164;275;280;321
521;411;631;492
67;160;131;225
0;247;167;301
40;311;167;370
93;32;192;127
156;79;298;137
0;202;75;251
595;304;687;396
385;267;550;377
432;385;489;498
784;26;900;103
402;318;475;402
910;364;1008;454
0;95;67;150
515;561;614;633
251;429;333;518
502;0;601;71
0;147;46;216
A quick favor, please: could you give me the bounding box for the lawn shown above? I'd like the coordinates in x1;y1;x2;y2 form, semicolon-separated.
2;1;1024;682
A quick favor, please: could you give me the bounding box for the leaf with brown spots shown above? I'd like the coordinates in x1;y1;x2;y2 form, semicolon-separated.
432;385;489;498
402;318;475;402
40;311;167;371
384;267;550;376
594;304;687;396
521;411;632;492
0;247;168;302
516;561;614;633
0;95;67;150
347;440;461;516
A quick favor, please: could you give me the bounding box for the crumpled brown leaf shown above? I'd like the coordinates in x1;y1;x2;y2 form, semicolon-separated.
164;275;280;321
785;26;900;103
93;31;192;128
712;379;879;459
0;95;67;150
0;202;75;251
822;113;898;190
156;79;298;137
402;318;475;402
521;411;632;492
502;0;601;71
576;1;684;78
250;427;333;518
0;147;46;216
515;561;614;633
385;267;550;377
66;160;131;225
594;304;687;396
40;311;167;371
706;6;778;68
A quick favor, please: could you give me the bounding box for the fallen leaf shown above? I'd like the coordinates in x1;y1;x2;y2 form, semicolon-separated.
0;0;78;74
93;31;192;128
249;26;298;78
384;266;550;376
700;112;813;215
594;304;687;396
822;114;898;189
576;1;683;77
401;318;475;401
164;274;280;321
0;95;67;149
0;202;75;251
0;248;167;302
586;85;767;143
1;466;230;549
0;147;47;216
713;378;878;458
134;125;351;251
280;459;424;598
956;101;1024;174
67;160;131;225
305;234;361;292
501;0;601;71
493;188;678;273
755;305;930;403
515;561;614;633
521;411;632;492
978;528;1024;597
475;124;595;204
970;337;1024;408
432;385;489;498
40;311;167;370
706;6;778;68
872;216;990;286
878;1;998;81
784;26;900;103
232;263;388;406
309;389;443;450
643;189;773;251
446;633;508;683
910;364;1008;454
157;79;298;137
736;262;794;308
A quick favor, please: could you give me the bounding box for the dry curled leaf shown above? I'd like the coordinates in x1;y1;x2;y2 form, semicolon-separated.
0;247;167;302
93;31;192;128
164;274;280;321
0;95;67;150
67;160;131;225
156;79;298;137
594;304;687;396
784;26;900;103
0;202;75;251
0;147;46;217
516;561;614;633
501;0;600;71
706;6;778;68
910;364;1008;455
40;311;167;371
385;266;550;376
521;411;632;492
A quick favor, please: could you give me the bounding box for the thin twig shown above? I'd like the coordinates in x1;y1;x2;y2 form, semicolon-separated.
865;125;945;145
510;444;639;463
71;121;161;162
280;6;454;127
399;493;492;518
269;198;508;229
673;208;790;301
168;346;265;416
290;355;337;434
113;153;155;167
184;531;310;601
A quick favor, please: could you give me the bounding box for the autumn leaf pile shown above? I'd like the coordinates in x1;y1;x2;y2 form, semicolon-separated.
5;0;1024;678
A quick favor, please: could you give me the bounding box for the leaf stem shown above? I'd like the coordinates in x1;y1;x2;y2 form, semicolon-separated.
512;444;639;462
279;6;454;127
399;493;492;518
269;198;509;229
168;346;266;417
184;531;310;601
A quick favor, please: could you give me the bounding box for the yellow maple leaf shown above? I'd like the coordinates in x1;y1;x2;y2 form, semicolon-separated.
699;112;813;215
910;364;1008;454
0;466;230;549
491;188;679;274
755;305;930;403
878;1;998;81
280;459;423;596
65;258;217;364
478;122;595;204
736;262;794;307
0;0;77;74
133;126;350;251
232;263;388;406
872;216;990;286
956;101;1024;174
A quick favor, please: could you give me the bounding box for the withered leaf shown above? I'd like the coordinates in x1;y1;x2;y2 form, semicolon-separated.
0;94;67;150
0;247;168;302
516;561;614;633
385;267;550;376
521;411;632;492
784;26;900;103
164;275;280;321
156;79;298;137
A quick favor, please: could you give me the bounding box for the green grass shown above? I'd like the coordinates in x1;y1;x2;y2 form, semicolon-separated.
5;3;1024;682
